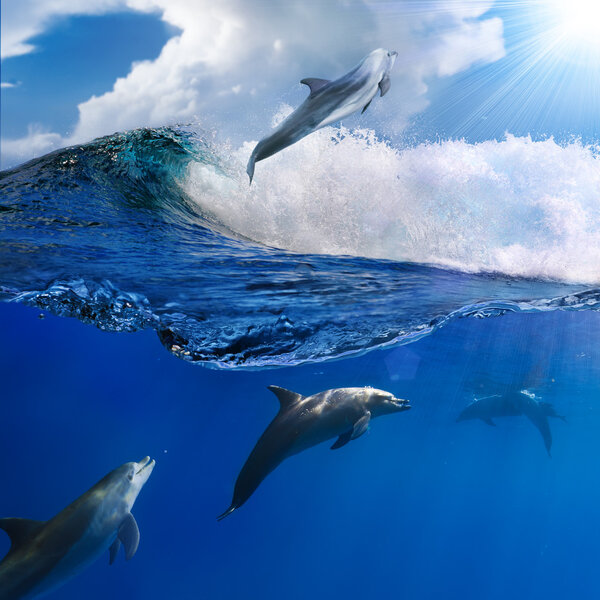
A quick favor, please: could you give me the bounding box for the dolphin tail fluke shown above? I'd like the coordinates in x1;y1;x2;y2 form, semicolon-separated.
217;505;237;521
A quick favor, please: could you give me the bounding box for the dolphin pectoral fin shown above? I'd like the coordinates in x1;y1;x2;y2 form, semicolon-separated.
361;99;372;114
330;430;353;450
331;412;372;449
246;153;256;185
300;78;330;96
351;411;371;440
379;75;391;96
526;414;553;457
0;518;45;551
268;385;304;411
118;513;140;561
109;538;121;565
481;417;496;427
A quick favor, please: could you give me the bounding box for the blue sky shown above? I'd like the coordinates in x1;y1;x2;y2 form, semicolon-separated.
1;1;599;168
416;1;600;144
1;12;173;139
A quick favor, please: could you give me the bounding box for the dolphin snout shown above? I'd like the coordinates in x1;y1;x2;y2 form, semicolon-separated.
386;50;398;70
393;397;411;411
136;456;155;475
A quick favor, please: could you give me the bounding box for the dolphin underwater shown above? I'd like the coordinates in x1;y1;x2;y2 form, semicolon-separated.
0;456;155;600
218;385;410;520
456;391;566;456
246;48;398;183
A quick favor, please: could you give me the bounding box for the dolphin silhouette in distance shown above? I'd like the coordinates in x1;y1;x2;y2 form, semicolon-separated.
0;457;155;600
246;48;398;183
456;391;566;456
218;386;411;520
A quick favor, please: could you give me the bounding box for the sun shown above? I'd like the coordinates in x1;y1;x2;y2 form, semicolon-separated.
547;0;600;51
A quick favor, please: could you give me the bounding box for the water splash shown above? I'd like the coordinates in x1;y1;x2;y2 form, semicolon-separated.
1;126;599;368
186;127;600;284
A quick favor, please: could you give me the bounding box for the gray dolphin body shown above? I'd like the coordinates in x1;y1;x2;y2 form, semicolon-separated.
457;392;566;456
246;48;398;183
218;386;410;519
0;457;155;600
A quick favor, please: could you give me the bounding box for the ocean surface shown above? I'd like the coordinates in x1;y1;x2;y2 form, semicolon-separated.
1;126;600;599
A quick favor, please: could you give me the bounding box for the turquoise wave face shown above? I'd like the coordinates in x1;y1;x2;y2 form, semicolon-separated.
0;127;597;368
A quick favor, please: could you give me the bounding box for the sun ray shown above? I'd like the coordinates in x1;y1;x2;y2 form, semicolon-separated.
413;0;600;142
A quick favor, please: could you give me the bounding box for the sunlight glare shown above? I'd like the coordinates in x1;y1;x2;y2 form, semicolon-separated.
550;0;600;48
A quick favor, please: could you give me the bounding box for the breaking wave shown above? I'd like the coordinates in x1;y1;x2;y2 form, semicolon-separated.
188;125;600;284
0;125;598;367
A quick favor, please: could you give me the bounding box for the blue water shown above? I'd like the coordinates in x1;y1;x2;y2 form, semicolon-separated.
2;127;600;599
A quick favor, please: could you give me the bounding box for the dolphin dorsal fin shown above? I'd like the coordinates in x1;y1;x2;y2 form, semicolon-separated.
300;78;330;96
267;385;303;410
0;518;45;550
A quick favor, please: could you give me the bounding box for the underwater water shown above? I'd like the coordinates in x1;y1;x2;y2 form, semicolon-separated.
2;126;600;599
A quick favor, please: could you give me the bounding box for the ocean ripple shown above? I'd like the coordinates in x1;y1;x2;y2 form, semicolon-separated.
1;126;598;368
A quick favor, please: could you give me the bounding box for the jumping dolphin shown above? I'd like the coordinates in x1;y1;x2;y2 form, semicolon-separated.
0;457;155;600
218;386;410;519
246;48;398;183
457;391;566;456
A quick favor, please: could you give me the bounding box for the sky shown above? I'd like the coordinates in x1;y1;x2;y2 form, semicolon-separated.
1;0;599;169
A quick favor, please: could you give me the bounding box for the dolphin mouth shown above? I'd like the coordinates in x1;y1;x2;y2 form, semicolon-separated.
390;50;398;57
136;456;155;475
391;396;410;410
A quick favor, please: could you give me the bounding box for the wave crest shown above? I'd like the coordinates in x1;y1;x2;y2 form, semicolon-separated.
2;126;599;368
185;128;600;284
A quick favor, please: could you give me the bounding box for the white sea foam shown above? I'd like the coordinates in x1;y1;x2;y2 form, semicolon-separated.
184;124;600;284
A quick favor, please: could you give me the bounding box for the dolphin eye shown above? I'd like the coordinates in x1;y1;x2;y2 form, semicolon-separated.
128;470;134;481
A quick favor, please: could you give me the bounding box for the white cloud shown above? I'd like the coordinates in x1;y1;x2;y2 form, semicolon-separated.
1;124;64;166
1;81;19;88
434;16;504;77
1;0;506;167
